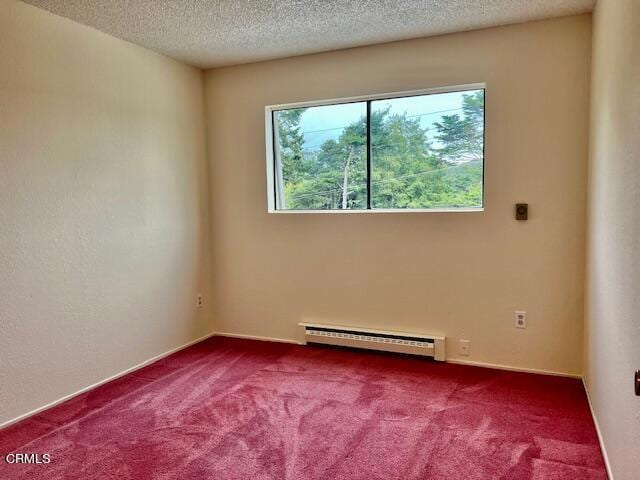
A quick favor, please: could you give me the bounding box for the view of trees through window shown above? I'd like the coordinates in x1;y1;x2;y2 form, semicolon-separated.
272;88;484;210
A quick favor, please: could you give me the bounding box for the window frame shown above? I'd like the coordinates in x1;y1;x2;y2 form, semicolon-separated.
265;82;486;214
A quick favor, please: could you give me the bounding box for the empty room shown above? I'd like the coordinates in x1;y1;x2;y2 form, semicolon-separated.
1;0;638;478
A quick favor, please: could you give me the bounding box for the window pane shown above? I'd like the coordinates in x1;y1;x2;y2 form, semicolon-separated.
273;102;367;210
370;90;484;209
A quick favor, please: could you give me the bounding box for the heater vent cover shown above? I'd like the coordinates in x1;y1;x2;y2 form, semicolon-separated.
298;323;445;361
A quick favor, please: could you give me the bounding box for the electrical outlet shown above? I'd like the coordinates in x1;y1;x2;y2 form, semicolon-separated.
515;311;526;329
196;293;204;308
458;339;470;356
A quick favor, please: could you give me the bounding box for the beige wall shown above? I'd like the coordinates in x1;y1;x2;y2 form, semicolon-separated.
204;15;591;376
584;0;640;478
0;1;212;425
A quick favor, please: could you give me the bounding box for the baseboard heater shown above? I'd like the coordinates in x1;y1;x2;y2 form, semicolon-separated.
298;323;445;361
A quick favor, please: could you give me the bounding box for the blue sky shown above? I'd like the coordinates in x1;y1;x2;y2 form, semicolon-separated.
294;90;477;150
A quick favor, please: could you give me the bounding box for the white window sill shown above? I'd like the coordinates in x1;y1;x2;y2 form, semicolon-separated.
268;207;484;214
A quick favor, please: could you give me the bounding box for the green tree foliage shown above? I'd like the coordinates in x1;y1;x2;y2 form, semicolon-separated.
278;90;484;209
276;108;306;184
434;90;484;163
282;118;367;210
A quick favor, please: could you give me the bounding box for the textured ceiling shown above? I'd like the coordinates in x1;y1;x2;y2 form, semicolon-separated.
22;0;595;69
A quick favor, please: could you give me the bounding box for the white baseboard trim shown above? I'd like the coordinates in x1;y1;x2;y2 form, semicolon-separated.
582;377;613;479
214;331;581;379
213;331;300;345
446;358;581;379
0;331;216;430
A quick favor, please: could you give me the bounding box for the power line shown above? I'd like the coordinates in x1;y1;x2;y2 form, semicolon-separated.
301;134;447;153
285;163;477;201
301;141;444;154
292;106;465;137
298;110;473;151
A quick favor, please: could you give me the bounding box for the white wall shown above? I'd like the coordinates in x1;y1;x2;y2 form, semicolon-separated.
584;0;640;478
204;15;592;376
0;1;212;425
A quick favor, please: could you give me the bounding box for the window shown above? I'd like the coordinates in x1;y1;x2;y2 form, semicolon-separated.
266;84;485;212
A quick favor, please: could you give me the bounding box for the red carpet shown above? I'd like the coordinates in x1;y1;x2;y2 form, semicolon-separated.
1;337;606;479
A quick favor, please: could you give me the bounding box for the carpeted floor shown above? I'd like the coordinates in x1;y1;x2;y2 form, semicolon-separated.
0;337;606;479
